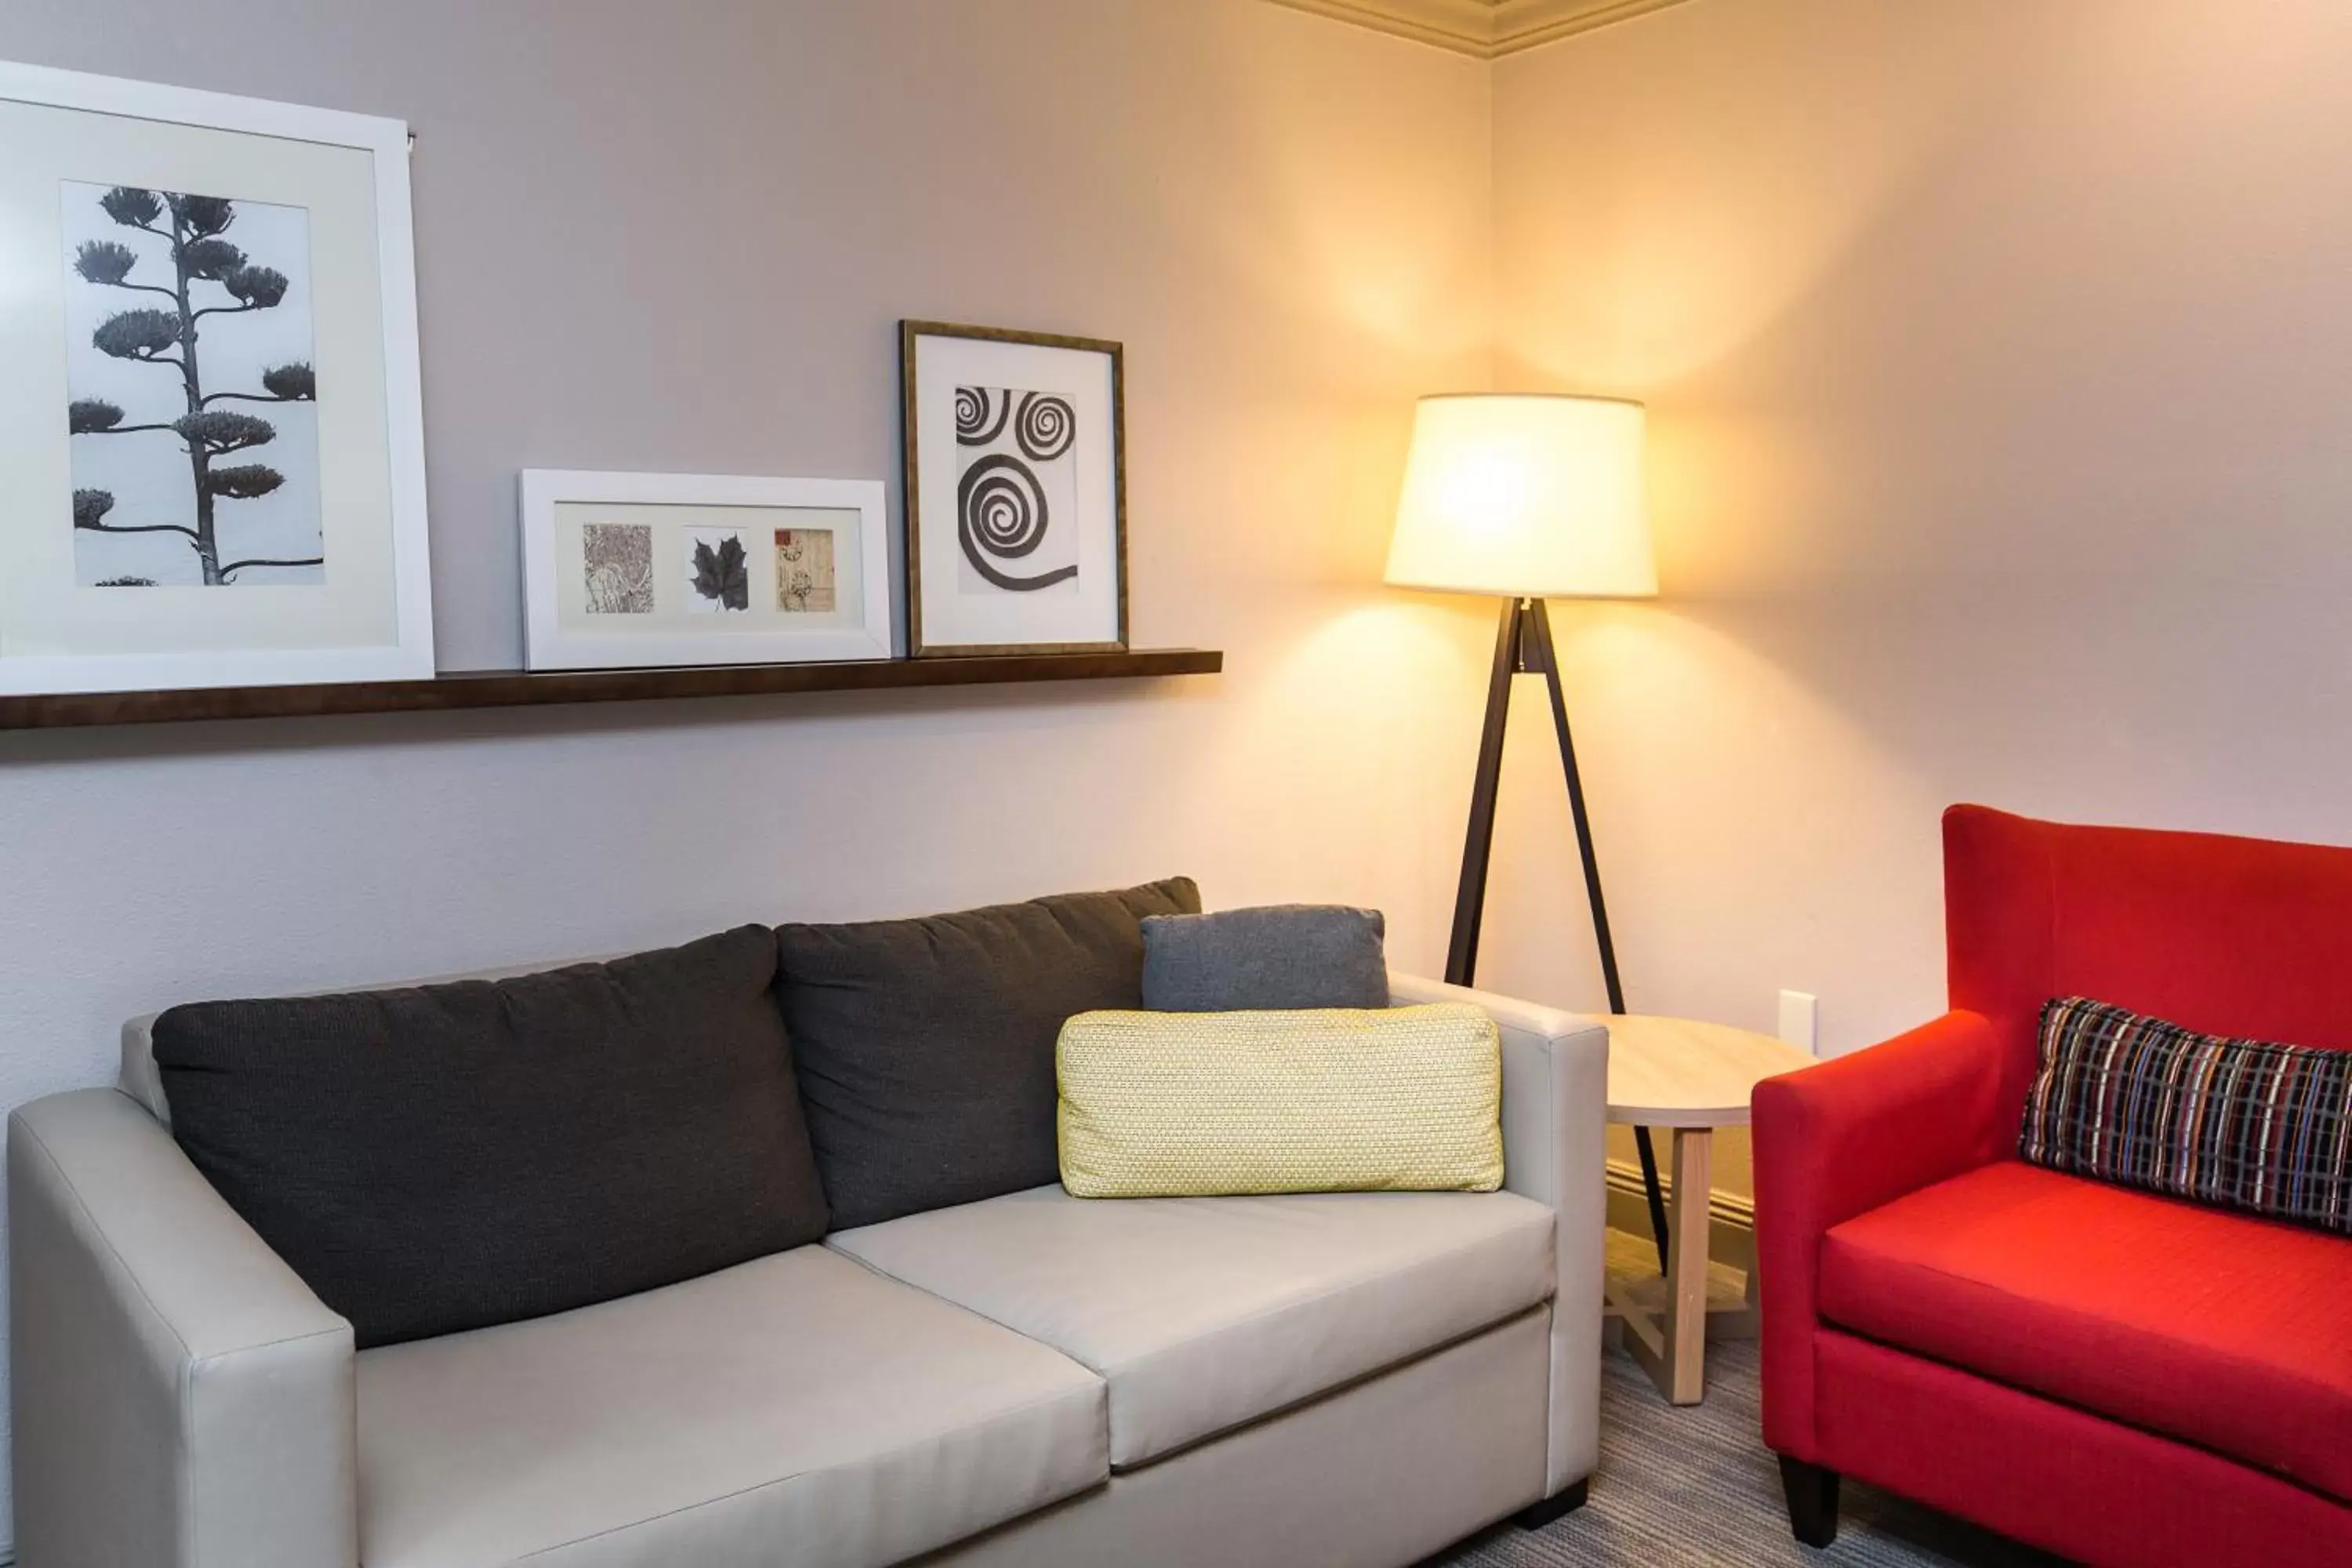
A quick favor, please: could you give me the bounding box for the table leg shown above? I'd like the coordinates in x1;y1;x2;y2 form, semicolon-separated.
1661;1127;1713;1404
1619;1125;1716;1405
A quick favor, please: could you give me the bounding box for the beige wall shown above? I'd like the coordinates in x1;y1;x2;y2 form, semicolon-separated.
1480;0;2352;1137
0;2;1494;1544
11;0;2347;1527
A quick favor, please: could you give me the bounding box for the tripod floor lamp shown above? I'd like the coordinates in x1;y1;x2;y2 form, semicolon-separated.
1385;394;1674;1269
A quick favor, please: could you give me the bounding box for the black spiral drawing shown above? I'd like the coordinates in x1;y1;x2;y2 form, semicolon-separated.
1015;392;1076;462
959;453;1077;591
955;386;1011;446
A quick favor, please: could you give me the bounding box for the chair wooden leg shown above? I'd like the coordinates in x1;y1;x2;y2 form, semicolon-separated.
1513;1476;1589;1530
1777;1455;1839;1548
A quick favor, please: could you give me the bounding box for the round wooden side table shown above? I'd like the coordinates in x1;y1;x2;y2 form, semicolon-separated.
1604;1014;1817;1406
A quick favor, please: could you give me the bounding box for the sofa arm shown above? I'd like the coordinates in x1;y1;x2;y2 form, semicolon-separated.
1389;971;1606;1497
1750;1009;2010;1457
10;1088;357;1568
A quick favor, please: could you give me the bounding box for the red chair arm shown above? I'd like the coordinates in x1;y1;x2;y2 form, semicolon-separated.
1751;1009;2013;1457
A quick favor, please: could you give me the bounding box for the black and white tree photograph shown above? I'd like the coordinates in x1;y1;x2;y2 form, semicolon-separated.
62;180;324;588
954;385;1079;596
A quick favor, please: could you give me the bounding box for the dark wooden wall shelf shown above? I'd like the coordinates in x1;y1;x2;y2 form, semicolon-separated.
0;648;1223;732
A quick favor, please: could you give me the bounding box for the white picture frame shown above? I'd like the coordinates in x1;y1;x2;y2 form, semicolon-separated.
520;470;894;671
0;59;432;695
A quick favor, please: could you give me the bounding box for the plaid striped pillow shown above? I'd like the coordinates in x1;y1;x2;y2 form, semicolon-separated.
2020;997;2352;1235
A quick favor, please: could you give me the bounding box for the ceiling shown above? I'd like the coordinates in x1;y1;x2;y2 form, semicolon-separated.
1264;0;1691;59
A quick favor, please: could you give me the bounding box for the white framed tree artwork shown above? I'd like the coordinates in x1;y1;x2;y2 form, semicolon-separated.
65;183;325;588
0;60;433;695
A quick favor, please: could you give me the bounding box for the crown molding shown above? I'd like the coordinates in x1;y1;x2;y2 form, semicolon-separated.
1264;0;1496;57
1493;0;1694;55
1265;0;1692;58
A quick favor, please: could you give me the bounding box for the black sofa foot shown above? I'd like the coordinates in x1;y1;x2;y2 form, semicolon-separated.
1777;1455;1840;1548
1514;1477;1589;1530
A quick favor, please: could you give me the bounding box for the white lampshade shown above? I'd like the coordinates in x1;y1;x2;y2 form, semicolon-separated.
1384;394;1657;600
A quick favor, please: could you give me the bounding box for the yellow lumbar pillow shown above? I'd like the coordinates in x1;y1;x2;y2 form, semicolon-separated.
1056;1003;1503;1198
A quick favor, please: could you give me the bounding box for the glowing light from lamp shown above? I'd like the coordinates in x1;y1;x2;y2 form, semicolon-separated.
1385;394;1657;600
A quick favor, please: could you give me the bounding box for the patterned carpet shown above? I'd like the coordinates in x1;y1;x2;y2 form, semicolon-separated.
1428;1340;2072;1568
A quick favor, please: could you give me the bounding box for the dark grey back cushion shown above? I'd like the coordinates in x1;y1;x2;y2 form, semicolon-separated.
151;926;829;1348
775;877;1201;1229
1141;904;1388;1011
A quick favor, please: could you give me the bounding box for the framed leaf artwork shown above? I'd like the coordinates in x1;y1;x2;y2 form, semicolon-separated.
519;470;891;671
900;321;1128;657
0;60;433;695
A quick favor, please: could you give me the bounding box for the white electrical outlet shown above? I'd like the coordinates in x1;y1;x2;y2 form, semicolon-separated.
1778;990;1820;1055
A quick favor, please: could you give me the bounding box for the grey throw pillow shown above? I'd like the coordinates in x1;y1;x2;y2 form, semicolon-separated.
1141;904;1389;1011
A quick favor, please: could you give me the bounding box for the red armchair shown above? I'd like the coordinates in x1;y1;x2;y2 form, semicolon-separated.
1753;805;2352;1567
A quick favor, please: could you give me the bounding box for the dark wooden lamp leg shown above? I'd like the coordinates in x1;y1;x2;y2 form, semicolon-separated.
1443;598;1523;990
1513;1475;1590;1530
1446;597;1671;1275
1777;1457;1840;1548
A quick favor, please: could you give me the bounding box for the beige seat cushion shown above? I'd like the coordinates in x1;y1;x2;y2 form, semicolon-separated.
828;1185;1555;1471
354;1245;1106;1568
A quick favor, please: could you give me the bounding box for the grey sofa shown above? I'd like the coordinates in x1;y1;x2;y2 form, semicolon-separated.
10;969;1606;1568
